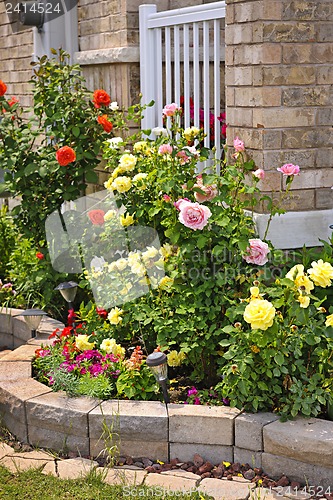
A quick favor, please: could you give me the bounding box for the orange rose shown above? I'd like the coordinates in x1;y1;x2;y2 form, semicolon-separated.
0;80;7;96
93;89;111;108
88;209;105;226
56;146;76;166
97;114;113;133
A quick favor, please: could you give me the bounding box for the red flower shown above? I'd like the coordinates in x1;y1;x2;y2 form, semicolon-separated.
0;80;7;96
88;209;105;226
97;114;113;133
8;96;18;107
96;307;108;319
36;252;44;260
60;326;73;338
93;89;111;109
48;328;60;340
56;146;76;166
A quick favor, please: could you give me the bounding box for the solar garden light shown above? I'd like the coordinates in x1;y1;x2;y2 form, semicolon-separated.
146;352;170;404
54;281;78;310
14;309;47;338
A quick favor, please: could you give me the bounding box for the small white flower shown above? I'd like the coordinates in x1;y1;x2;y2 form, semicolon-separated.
109;101;119;111
106;137;123;148
90;256;106;272
152;126;168;137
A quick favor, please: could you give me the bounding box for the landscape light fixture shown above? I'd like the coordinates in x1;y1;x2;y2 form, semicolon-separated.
55;281;78;327
146;351;170;404
19;2;44;31
14;309;47;338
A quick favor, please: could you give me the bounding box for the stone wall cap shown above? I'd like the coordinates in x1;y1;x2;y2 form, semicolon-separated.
168;403;240;419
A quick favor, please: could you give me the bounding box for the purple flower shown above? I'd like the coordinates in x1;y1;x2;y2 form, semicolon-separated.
88;363;104;377
76;350;103;362
222;398;230;406
193;397;201;405
187;386;198;397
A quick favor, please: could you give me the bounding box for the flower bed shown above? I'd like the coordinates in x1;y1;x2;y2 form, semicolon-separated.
0;311;332;490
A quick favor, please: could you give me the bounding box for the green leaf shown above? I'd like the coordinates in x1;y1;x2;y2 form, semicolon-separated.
274;353;284;366
84;170;98;184
72;126;81;137
24;163;37;176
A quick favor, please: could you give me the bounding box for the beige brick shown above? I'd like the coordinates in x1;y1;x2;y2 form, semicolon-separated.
262;0;283;20
263;65;316;85
225;45;234;66
283;168;333;191
313;43;333;64
226;66;253;86
260;189;315;212
282;43;313;64
264;149;316;171
316;188;333;209
234;2;261;23
225;86;235;107
283;0;333;21
283;86;332;106
225;3;234;24
282;128;333;149
316;148;333;169
263;22;316;43
227;107;253;127
318;65;333;84
253;107;315;128
234;45;262;65
225;23;253;45
262;129;282;149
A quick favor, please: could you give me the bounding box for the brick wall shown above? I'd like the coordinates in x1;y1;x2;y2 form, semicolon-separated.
0;3;33;107
225;0;333;212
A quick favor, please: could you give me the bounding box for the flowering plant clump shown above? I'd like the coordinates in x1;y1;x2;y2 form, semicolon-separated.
216;260;333;419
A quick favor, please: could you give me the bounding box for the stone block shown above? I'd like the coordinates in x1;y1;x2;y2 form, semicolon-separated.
263;150;316;171
26;391;99;436
282;128;333;149
227;107;253;127
90;438;169;462
0;333;13;349
28;425;91;456
0;443;15;459
0;361;31;381
316;108;333;126
284;168;333;190
264;418;333;468
144;472;199;492
235;412;279;452
262;0;283;20
262;130;282;150
253;107;315;129
89;400;168;442
282;43;313;64
11;316;31;342
169;404;239;446
0;450;53;473
318;23;333;42
0;310;14;334
233;447;262;468
283;86;332;107
262;453;333;490
0;344;38;362
318;66;333;84
170;443;233;465
43;457;98;479
162;470;201;481
104;467;147;486
198;477;255;500
283;0;333;21
263;22;315;43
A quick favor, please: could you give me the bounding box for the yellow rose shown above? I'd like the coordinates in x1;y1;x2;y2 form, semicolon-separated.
243;299;276;331
108;307;123;325
167;350;186;367
100;338;125;358
160;243;173;259
119;153;137;171
111;176;132;193
75;334;95;351
249;286;262;300
133;172;148;190
325;314;333;327
285;264;304;281
104;178;113;190
131;261;146;276
142;246;159;261
104;209;117;221
298;295;310;308
307;259;333;288
294;274;314;294
159;276;174;290
115;258;128;271
183;126;200;142
120;213;135;227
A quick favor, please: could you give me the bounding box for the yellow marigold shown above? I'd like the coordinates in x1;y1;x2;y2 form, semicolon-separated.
243;299;276;331
100;338;125;358
183;126;200;142
307;259;333;288
325;314;333;327
298;295;310;308
120;213;135;227
111;176;132;193
295;274;314;294
167;350;186;367
285;264;304;281
108;306;123;325
75;334;95;351
159;276;174;290
119;153;137;171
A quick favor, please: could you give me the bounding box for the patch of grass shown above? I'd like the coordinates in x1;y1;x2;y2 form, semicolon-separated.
0;466;211;500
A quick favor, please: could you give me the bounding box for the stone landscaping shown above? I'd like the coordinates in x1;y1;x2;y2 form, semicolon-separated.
0;308;332;498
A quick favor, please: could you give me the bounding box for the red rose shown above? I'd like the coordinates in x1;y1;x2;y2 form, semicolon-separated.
0;80;7;96
96;307;108;319
56;146;76;166
97;114;113;133
36;252;44;260
93;89;111;108
88;209;105;226
8;96;18;107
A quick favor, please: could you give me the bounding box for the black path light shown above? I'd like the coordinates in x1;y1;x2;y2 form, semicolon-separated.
146;351;170;404
54;281;78;327
14;309;47;338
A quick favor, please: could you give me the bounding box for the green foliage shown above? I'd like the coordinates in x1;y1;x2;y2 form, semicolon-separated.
0;206;16;278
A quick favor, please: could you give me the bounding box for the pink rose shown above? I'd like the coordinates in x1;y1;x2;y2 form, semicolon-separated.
174;198;190;211
178;201;212;230
243;239;270;266
193;175;218;203
253;169;265;180
233;137;245;153
176;150;191;165
158;144;173;155
162;103;181;117
277;163;300;176
163;194;171;202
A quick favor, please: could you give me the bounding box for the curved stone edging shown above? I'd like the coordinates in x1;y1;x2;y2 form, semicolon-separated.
0;309;332;488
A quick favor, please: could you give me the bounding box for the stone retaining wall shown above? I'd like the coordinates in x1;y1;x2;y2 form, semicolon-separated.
0;308;332;488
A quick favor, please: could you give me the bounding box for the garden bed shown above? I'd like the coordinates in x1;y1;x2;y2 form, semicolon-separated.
0;308;332;489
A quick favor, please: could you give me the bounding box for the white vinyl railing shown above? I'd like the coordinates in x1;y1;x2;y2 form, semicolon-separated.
139;2;226;162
